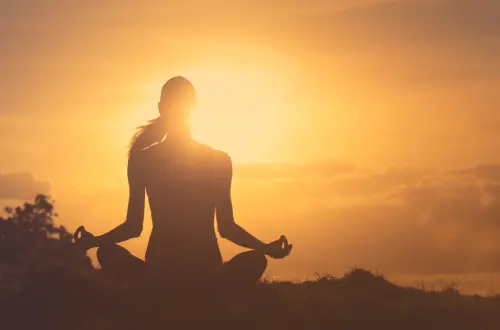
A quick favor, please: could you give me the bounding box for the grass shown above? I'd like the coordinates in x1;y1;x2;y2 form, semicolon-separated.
2;267;500;330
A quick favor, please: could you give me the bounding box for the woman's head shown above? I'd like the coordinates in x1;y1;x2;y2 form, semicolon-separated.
158;76;197;132
129;76;196;157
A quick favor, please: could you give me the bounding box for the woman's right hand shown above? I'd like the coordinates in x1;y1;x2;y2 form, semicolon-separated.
74;226;97;251
264;235;293;259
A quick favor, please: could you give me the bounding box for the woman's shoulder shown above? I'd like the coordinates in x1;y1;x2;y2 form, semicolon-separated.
128;142;159;164
194;142;230;162
190;141;232;171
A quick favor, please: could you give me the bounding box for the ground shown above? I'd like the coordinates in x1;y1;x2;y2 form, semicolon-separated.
2;267;499;330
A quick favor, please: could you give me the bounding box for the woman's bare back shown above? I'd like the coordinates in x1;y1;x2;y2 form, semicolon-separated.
135;139;230;276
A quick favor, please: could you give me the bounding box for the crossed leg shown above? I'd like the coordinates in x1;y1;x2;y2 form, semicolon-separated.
96;244;267;286
96;244;146;282
221;250;267;288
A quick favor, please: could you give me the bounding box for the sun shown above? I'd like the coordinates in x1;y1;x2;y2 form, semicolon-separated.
115;67;286;163
186;67;284;162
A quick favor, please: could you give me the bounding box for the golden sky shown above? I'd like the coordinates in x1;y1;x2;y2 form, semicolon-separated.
2;0;500;288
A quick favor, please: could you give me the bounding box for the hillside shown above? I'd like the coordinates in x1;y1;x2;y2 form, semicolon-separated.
2;267;499;330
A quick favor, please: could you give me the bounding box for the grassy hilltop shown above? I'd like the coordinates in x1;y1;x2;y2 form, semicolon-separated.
2;266;500;330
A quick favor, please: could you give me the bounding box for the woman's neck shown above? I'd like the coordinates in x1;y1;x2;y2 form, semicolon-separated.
165;128;192;144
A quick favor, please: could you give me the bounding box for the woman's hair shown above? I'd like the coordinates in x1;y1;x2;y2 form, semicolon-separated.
128;76;196;157
128;117;166;157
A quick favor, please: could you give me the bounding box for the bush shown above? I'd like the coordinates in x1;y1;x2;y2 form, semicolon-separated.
0;194;93;275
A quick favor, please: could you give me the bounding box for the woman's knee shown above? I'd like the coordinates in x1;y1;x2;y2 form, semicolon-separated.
248;250;267;273
230;250;267;277
226;250;267;285
96;243;124;268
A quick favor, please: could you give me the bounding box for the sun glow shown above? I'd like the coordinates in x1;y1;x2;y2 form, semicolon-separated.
187;67;285;162
115;67;287;164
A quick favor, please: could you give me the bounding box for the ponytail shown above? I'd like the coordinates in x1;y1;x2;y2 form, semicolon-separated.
128;117;166;157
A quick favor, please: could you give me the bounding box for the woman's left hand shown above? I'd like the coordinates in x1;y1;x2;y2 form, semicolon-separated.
264;235;293;259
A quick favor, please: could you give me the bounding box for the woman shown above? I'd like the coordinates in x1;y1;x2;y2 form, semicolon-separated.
75;76;292;288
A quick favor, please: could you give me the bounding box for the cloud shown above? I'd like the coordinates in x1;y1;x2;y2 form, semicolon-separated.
280;166;500;274
234;159;356;180
460;164;500;182
235;161;424;199
291;0;500;88
232;161;500;275
305;0;500;46
324;167;424;196
0;172;50;200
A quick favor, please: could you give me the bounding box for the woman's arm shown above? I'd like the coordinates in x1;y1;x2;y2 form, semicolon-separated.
216;196;268;252
215;153;292;258
78;156;146;249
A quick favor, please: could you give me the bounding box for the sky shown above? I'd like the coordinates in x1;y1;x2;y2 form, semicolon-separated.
1;0;500;293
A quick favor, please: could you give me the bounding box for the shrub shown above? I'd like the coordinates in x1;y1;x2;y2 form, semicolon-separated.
0;194;92;275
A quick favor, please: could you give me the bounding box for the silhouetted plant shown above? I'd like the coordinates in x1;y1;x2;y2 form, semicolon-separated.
0;194;92;274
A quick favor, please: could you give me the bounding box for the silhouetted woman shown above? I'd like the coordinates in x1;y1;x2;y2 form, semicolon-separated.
75;76;292;289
